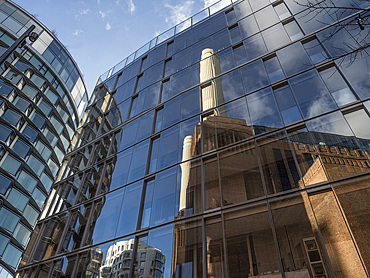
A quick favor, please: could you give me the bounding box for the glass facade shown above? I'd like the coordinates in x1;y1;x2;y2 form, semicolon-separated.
20;0;369;277
0;1;88;276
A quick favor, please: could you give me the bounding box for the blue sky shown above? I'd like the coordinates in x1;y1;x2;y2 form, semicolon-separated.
12;0;219;96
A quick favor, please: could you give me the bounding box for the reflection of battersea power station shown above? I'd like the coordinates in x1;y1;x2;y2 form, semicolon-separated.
18;0;370;277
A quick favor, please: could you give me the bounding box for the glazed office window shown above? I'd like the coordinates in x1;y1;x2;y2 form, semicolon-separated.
164;58;174;77
127;140;149;183
22;84;38;99
247;87;283;133
163;96;181;129
166;40;174;58
218;47;236;72
154;108;164;133
0;123;12;143
203;156;220;210
271;196;329;275
40;172;53;192
0;173;12;195
240;59;269;93
178;116;199;161
23;204;38;226
114;78;136;104
205;217;224;277
277;42;312;77
170;64;200;97
17;170;37;193
243;33;268;60
284;20;304;41
0;234;9;256
50;115;63;134
11;138;30;158
172;47;192;74
136;110;155;142
274;85;303;125
344;109;370;152
141;180;155;228
216;97;252;148
180;87;200;120
30;112;46;129
303;39;328;65
258;132;300;194
90;187;125;244
177;158;202;215
213;28;231;53
218;69;244;103
319;67;356;107
35;140;52;161
238;14;259;39
226;9;237;25
12;96;30;113
157;125;179;170
192;36;213;64
149;138;160;174
116;181;143;237
172;219;203;276
6;188;29;211
48;158;59;177
250;0;270;11
13;223;31;247
27;154;45;176
233;44;248;65
116;119;139;152
1;154;21;176
0;207;19;232
22;124;38;143
338;54;370;100
224;205;280;277
149;167;177;226
289;70;337;119
108;148;133;191
220;142;265;205
0;80;14;97
318;25;356;58
141;61;164;89
2;244;22;268
306;112;368;180
45;89;59;105
262;23;290;51
234;0;252;20
38;100;52;117
32;187;46;209
2;109;22;127
263;56;285;83
255;5;279;30
274;2;291;20
229;24;243;44
105;98;130;128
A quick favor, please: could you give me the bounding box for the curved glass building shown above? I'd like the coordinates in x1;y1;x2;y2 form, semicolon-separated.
19;0;369;277
0;0;88;276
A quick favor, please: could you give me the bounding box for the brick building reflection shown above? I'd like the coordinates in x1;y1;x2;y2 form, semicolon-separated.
172;49;370;277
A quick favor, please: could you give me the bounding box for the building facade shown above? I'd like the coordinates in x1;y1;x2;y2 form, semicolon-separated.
0;0;88;276
19;0;370;277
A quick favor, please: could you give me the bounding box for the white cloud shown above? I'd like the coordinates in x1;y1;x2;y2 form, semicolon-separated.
128;0;135;14
75;8;89;17
106;22;111;30
73;29;84;36
203;0;219;8
164;1;194;25
99;10;107;18
97;0;100;4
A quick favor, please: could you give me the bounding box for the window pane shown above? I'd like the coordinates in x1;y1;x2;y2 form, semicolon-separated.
17;170;37;193
220;142;264;206
225;205;280;277
277;42;312;77
246;88;283;134
289;70;337;119
0;208;19;232
274;85;302;125
240;59;269;93
6;188;28;211
1;154;21;176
